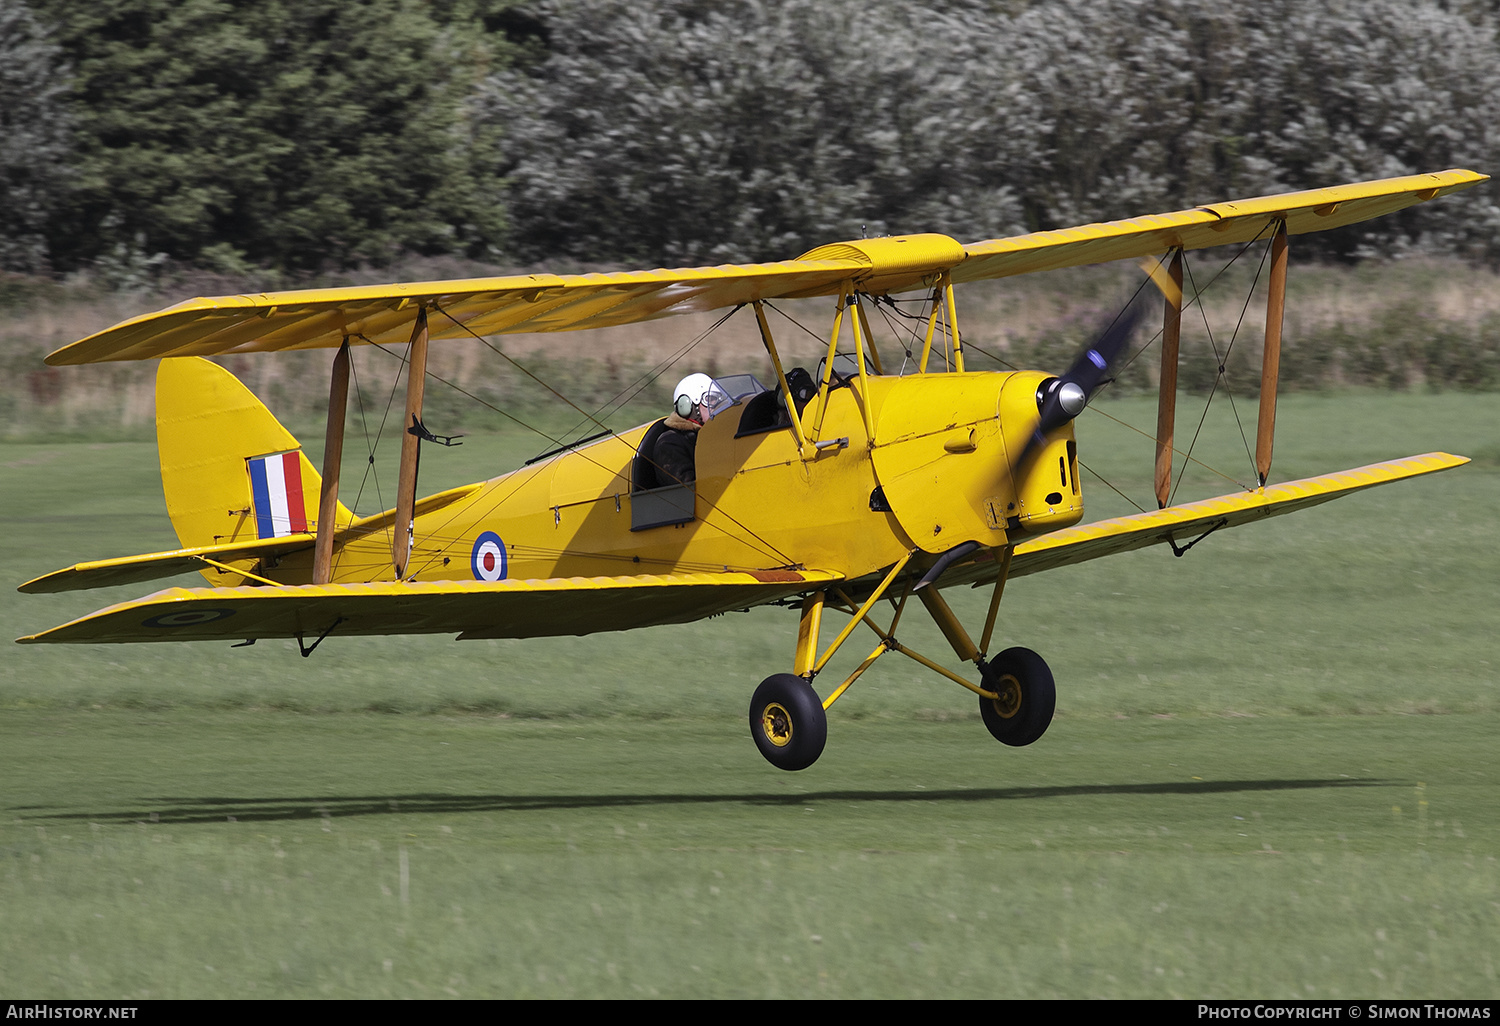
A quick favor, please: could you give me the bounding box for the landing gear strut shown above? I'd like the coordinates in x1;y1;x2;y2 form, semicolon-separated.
745;553;1056;770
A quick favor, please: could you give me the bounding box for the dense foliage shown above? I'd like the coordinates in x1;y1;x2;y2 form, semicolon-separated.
5;0;1500;274
0;0;72;272
17;0;509;273
488;0;1500;265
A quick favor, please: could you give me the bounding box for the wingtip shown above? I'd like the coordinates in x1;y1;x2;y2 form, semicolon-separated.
17;571;62;594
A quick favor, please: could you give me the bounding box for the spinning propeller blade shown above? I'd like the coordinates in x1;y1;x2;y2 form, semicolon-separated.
1014;301;1145;470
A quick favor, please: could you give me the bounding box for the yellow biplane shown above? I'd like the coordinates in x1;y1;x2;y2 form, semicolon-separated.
17;169;1485;770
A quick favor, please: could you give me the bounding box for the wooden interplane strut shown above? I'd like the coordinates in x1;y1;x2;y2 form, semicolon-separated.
1256;222;1289;486
393;308;429;577
312;339;350;585
1154;249;1184;508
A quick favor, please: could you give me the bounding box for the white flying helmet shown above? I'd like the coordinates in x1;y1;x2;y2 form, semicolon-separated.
672;373;732;425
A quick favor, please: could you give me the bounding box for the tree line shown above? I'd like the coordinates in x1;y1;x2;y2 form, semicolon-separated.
4;0;1498;280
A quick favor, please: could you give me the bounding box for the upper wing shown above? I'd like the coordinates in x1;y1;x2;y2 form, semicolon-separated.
942;452;1468;588
953;169;1486;282
45;233;967;366
16;569;840;645
46;170;1485;366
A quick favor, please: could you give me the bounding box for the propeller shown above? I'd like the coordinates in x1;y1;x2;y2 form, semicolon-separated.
1013;299;1145;470
920;281;1163;592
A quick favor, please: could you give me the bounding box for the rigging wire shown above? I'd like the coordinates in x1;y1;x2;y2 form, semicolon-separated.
326;226;1291;582
762;300;829;350
1072;268;1157;404
1109;232;1272;382
1215;248;1272;477
329;345;390;579
365;339;575;450
765;294;929;375
430;301;614;437
350;315;799;574
1078;459;1148;514
553;304;746;446
941;221;1279;506
870;294;926;373
769;287;1161;511
343;345;393;516
344;346;385;517
1170;222;1278;505
960;337;1252;493
1081;403;1252;491
336;335;410;572
957;334;1156;510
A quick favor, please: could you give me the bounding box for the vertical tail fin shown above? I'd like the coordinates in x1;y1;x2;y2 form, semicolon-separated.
156;358;351;552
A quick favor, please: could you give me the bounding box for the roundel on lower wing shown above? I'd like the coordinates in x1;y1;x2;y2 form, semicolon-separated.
142;608;237;629
471;531;508;582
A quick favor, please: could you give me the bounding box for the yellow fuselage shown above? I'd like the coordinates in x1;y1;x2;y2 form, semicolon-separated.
272;370;1085;587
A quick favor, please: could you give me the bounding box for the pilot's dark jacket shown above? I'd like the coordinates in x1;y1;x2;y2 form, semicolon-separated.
651;412;701;486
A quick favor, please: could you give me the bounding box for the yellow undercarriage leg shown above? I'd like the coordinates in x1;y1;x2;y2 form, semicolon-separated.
891;643;998;700
808;551;912;677
917;587;980;664
823;583;999;703
821;639;892;711
818;583;911;711
794;590;825;678
979;546;1014;657
878;581;1004;700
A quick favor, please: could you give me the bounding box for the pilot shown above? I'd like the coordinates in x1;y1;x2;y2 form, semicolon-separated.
653;373;727;486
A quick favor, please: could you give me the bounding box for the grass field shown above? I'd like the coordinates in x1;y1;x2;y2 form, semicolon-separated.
2;390;1497;997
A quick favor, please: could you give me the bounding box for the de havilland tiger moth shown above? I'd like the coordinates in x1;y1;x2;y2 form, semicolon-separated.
17;169;1485;770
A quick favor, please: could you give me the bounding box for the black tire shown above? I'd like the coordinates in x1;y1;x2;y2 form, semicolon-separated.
749;674;828;771
979;647;1056;747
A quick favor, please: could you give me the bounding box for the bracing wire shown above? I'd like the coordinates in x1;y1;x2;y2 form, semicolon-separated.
537;304;746;456
1078;459;1148;514
870;295;928;374
352;312;799;574
431;301;614;437
330;346;391;578
960;336;1252;495
1170;222;1278;505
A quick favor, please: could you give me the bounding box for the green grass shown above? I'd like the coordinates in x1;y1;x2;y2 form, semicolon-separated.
2;713;1496;997
1;391;1498;997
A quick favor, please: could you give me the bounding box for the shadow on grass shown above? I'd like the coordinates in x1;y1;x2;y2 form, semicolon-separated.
15;777;1391;825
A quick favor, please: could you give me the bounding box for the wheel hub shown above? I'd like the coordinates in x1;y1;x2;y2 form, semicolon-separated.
990;674;1022;719
760;702;793;747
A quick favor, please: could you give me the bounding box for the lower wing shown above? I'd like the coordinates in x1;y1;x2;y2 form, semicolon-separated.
16;453;1466;645
16;570;839;646
994;451;1467;581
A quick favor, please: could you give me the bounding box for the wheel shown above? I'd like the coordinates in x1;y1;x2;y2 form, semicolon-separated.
979;647;1056;747
749;674;828;771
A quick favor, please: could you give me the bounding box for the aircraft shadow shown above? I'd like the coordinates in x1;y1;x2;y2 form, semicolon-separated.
15;777;1390;826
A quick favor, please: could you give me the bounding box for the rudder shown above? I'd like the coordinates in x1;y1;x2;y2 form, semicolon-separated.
156;358;350;555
